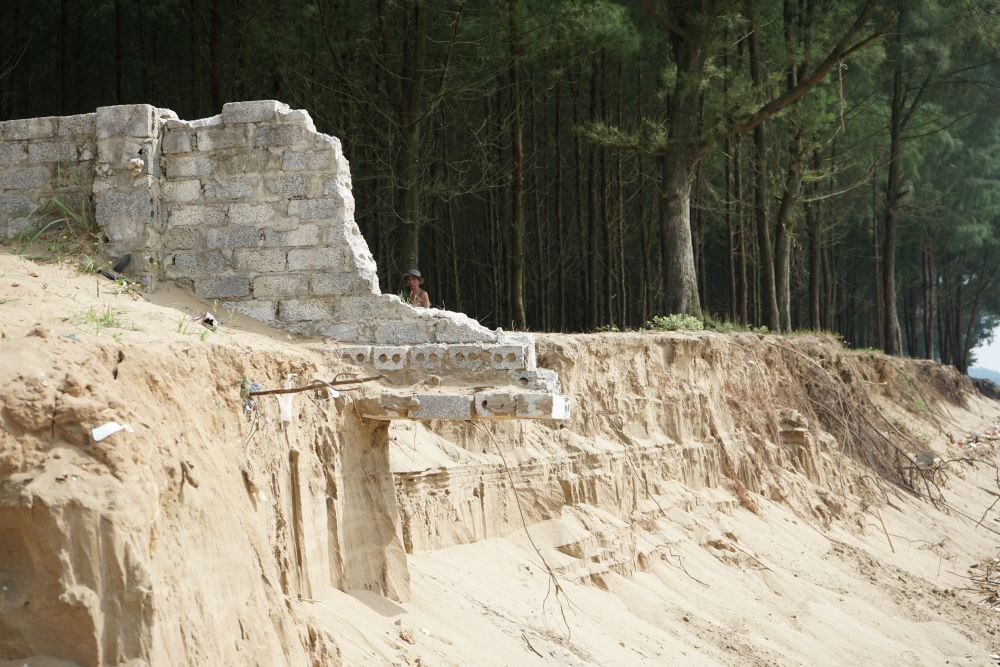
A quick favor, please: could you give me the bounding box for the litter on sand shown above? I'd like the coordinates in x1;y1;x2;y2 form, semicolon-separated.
92;421;134;442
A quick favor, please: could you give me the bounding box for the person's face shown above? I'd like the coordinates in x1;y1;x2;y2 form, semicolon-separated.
404;275;420;289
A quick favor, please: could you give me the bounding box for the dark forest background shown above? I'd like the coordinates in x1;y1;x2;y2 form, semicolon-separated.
1;0;998;372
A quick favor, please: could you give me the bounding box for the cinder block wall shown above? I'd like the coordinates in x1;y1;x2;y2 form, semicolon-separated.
0;114;98;239
0;101;496;346
158;100;379;326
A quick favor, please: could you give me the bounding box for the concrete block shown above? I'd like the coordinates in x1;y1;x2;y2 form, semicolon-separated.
488;345;527;371
4;117;56;140
434;316;496;344
497;331;538;368
473;390;516;418
446;345;488;370
57;113;96;137
96;105;156;138
95;190;155;244
1;166;51;190
409;394;474;420
78;139;96;161
265;173;314;198
228;201;280;226
222;148;271;174
195;275;250;299
408;345;445;369
287;247;344;271
515;369;560;393
201;251;226;272
254;124;308;147
165;154;214;178
375;321;432;345
323;323;360;341
163;178;202;203
164;253;200;276
203;177;257;201
27;140;77;162
0;142;27;166
163;226;204;250
287;198;342;222
335;296;397;322
161;129;194;154
0;193;33;214
252;274;309;298
207;226;262;249
223;300;277;322
221;100;288;124
282;150;332;171
372;346;408;371
277;108;316;131
263;224;319;247
358;393;419;420
335;346;372;365
233;248;286;272
168;205;226;227
515;393;570;420
278;298;336;322
196;125;251;151
310;271;375;296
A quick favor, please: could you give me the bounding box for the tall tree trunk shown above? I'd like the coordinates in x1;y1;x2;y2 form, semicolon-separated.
115;0;125;103
210;0;222;110
922;238;933;359
508;0;527;329
587;57;600;328
659;152;701;317
872;163;885;349
774;129;804;331
881;0;905;355
555;76;566;330
807;151;822;330
746;0;780;330
395;1;427;273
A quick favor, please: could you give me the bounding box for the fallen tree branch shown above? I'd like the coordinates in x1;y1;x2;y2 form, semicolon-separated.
248;374;384;397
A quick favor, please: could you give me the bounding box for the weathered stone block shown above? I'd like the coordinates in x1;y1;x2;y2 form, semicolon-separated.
265;173;314;198
166;251;226;277
282;150;332;171
57;113;96;137
287;198;342;222
0;193;33;214
1;166;51;190
409;345;445;369
207;226;262;249
0;142;27;166
446;345;488;370
196;125;251;151
372;346;408;371
27;140;77;162
375;321;432;345
165;155;214;178
278;298;335;322
228;201;280;226
474;390;516;418
162;179;202;202
195;275;250;298
163;227;204;250
515;369;560;393
497;331;538;368
161;129;194;153
434;316;496;344
4;117;56;140
203;177;257;201
221;100;288;124
254;124;307;147
309;271;375;295
233;248;286;272
97;105;156;139
252;274;309;298
222;148;271;174
515;393;570;420
287;247;344;271
263;224;320;247
488;345;527;371
223;300;277;322
95;190;155;245
336;346;372;365
409;394;474;420
277;108;316;131
322;323;360;341
168;205;226;227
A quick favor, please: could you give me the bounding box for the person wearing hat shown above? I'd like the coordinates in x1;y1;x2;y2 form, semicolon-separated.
401;269;430;308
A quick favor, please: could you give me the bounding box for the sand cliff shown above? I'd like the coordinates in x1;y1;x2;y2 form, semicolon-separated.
1;251;998;666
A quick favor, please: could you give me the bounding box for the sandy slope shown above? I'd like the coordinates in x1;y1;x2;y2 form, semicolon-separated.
1;250;998;666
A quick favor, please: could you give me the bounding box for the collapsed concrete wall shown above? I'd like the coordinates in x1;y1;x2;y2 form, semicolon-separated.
0;102;571;421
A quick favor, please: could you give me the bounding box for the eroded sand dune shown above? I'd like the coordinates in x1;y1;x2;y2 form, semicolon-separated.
1;251;998;665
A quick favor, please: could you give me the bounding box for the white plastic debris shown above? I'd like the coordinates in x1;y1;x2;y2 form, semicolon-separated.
277;374;296;426
420;627;431;637
91;421;134;442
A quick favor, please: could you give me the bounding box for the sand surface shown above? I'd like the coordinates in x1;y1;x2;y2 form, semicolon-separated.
1;250;998;666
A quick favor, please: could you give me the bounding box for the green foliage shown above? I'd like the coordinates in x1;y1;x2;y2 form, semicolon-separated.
646;314;704;332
